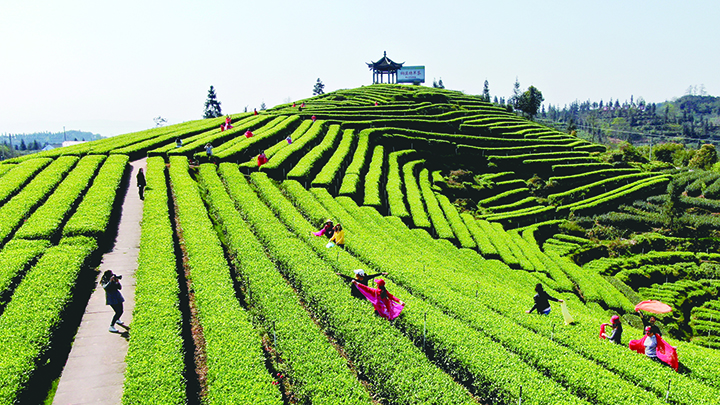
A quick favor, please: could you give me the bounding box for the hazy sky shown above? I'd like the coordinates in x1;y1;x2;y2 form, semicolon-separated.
1;1;718;137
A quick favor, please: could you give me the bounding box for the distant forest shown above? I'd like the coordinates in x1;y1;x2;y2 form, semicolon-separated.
2;130;103;150
538;93;720;148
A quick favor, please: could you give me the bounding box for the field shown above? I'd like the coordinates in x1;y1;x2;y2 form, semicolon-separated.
1;85;719;404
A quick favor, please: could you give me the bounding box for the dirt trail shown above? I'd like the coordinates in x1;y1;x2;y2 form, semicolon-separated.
52;158;145;405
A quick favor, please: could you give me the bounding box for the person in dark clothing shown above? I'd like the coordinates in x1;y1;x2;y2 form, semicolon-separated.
136;168;146;200
638;311;662;336
336;269;388;299
101;270;125;333
601;315;624;344
526;283;564;315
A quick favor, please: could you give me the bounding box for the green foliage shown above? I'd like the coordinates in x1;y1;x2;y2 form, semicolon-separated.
689;144;718;170
203;85;222;118
62;154;128;238
123;157;185;404
169;157;281;404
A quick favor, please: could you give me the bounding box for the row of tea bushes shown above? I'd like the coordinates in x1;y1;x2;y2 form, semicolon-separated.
15;155;105;241
168;157;281;404
0;237;96;403
122;157;186;404
200;166;371;404
0;156;78;247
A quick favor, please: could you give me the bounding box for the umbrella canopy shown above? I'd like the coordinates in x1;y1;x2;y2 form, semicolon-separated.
635;300;673;314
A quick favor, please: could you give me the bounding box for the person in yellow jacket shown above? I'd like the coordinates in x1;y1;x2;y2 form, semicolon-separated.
328;223;345;248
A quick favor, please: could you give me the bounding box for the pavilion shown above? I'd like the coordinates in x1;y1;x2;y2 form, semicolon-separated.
367;51;404;84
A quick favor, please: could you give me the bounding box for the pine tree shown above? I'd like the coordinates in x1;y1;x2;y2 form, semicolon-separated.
313;78;325;96
511;77;521;109
437;78;444;89
482;80;490;102
203;86;222;119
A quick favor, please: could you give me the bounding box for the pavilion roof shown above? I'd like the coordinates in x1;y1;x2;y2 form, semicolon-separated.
367;51;404;71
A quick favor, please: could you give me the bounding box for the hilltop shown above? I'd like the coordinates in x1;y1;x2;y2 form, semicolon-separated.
1;84;719;404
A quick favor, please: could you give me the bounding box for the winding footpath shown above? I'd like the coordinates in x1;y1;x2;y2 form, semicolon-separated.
53;158;145;405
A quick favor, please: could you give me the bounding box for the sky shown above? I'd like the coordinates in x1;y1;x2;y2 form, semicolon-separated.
1;1;718;137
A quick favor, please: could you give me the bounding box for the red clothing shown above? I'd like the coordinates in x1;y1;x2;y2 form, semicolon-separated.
245;130;253;138
311;115;316;122
354;282;405;320
257;153;268;166
629;335;679;371
254;109;258;115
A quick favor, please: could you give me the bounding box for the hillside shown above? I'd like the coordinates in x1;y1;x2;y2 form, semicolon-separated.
1;84;719;404
543;94;720;146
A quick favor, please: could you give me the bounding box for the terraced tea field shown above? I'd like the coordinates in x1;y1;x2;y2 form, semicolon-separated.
1;85;719;404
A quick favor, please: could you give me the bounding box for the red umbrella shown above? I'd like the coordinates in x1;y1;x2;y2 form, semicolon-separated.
635;300;672;314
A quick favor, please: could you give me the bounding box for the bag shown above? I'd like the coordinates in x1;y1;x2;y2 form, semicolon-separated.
561;301;574;325
326;242;335;248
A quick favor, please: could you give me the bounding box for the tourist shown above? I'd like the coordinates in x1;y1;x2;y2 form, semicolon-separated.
526;283;564;315
245;129;254;138
600;315;623;344
101;270;125;333
136;168;146;200
176;138;182;148
629;326;678;370
328;223;345;248
638;311;662;336
286;135;292;144
254;108;258;115
257;151;268;167
312;219;334;238
352;278;405;320
204;143;213;157
311;115;316;123
337;269;388;299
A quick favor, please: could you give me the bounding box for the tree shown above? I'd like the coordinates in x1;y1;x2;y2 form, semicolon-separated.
313;78;325;96
260;102;267;111
436;78;445;89
20;139;26;151
516;85;544;119
688;144;718;170
203;85;222;119
510;77;521;109
482;80;490;102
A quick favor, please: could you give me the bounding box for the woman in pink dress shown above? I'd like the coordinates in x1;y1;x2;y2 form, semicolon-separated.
352;278;405;320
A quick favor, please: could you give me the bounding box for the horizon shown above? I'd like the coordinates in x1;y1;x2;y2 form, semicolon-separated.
2;1;718;137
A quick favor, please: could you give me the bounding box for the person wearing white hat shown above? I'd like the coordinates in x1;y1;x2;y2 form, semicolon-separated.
336;269;388;299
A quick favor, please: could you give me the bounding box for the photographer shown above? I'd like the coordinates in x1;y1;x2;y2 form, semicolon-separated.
101;270;125;333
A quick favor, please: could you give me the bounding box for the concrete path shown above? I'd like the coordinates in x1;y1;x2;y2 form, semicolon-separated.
53;158;146;405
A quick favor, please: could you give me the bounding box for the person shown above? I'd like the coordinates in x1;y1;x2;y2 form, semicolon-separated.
328;223;345;248
136;168;146;200
292;102;296;107
352;278;405;320
254;108;258;116
176;138;183;148
311;115;317;123
257;151;268;167
337;269;388;299
101;270;125;333
374;101;378;106
312;219;334;238
205;143;213;157
286;135;292;144
629;326;678;370
638;311;662;336
526;283;564;315
301;102;305;108
245;129;254;138
600;315;623;344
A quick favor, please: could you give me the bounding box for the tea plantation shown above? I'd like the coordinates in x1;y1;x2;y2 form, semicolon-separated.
1;85;719;404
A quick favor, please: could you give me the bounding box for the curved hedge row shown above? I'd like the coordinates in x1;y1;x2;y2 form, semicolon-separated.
286;123;343;181
311;129;356;188
168;156;281;404
363;145;385;208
